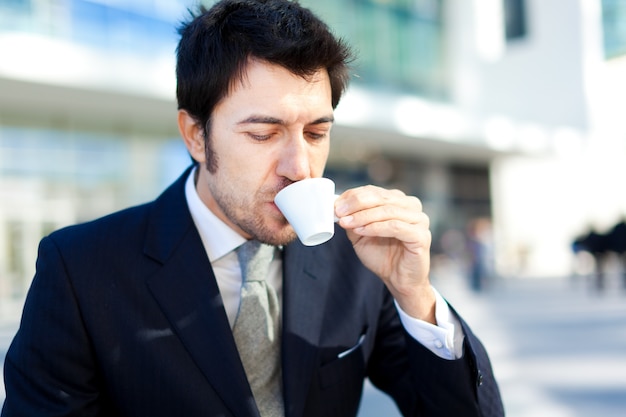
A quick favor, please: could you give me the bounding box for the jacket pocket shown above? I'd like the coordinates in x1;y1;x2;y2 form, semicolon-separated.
319;329;367;389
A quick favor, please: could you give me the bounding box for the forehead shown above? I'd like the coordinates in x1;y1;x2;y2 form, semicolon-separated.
218;59;333;121
231;59;330;96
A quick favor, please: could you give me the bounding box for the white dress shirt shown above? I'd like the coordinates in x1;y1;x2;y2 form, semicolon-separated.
184;169;464;359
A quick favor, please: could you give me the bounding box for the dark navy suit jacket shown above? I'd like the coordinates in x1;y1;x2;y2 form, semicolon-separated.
2;167;504;417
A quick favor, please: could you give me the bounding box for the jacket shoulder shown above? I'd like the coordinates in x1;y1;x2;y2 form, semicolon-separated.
47;202;153;251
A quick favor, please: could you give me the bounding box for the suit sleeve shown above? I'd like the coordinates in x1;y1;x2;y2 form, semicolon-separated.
366;289;504;417
2;236;105;417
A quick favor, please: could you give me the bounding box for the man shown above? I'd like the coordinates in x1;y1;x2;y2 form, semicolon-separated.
2;1;504;416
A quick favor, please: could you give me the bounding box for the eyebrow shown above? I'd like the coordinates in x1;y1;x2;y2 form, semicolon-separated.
237;115;335;126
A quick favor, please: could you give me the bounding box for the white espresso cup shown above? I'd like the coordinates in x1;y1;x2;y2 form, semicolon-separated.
274;178;337;246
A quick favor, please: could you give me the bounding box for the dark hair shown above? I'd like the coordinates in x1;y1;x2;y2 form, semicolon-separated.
176;0;353;132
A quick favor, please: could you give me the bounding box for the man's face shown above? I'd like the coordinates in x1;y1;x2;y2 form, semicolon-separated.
195;59;334;245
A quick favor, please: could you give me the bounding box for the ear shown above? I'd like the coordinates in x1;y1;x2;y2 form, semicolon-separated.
178;110;206;164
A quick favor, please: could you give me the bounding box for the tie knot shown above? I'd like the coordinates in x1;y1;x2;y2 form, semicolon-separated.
236;240;275;283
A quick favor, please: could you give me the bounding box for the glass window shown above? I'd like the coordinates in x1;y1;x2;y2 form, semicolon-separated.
0;0;188;58
0;127;128;183
68;0;182;56
303;0;447;99
602;0;626;59
1;0;447;97
1;0;30;11
503;0;527;41
0;0;32;31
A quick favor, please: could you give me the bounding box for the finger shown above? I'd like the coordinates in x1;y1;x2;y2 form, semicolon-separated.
339;203;423;230
336;186;423;219
345;212;431;244
336;186;422;216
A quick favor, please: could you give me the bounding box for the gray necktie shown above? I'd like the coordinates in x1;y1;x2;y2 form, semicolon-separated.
233;240;284;417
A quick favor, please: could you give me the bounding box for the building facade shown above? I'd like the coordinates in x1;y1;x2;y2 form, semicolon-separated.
1;0;625;318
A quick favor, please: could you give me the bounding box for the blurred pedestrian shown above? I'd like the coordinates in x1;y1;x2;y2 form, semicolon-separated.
466;218;495;292
573;228;609;291
607;219;626;289
1;1;503;416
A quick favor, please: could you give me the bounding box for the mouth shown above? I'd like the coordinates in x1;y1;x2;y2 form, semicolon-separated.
268;200;284;216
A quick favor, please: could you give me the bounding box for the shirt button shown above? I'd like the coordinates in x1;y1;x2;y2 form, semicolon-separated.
434;340;444;349
477;371;484;386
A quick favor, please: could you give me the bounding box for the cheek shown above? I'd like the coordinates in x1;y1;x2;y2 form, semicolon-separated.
219;146;275;191
312;144;330;175
212;136;250;170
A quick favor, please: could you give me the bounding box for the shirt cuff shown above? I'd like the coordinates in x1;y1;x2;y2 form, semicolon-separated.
394;287;465;360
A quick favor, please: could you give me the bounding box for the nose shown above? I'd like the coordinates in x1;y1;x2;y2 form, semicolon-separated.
276;135;311;181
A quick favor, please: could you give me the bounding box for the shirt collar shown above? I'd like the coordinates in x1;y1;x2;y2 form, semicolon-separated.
184;167;247;262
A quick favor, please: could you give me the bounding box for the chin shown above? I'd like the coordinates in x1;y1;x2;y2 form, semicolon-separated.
269;231;298;247
258;224;297;247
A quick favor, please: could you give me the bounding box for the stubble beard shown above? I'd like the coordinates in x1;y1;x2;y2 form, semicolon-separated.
203;128;298;246
204;163;298;247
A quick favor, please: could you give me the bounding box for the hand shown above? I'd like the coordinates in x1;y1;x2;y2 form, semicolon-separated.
335;185;436;324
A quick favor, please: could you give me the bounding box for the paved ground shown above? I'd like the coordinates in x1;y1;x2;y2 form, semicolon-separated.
2;269;626;416
445;274;626;417
358;266;626;417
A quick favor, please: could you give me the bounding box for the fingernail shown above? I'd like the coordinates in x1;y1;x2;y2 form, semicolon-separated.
342;215;353;225
335;203;348;217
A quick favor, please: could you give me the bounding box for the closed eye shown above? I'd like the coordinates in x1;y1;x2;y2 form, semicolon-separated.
306;131;328;140
247;132;273;141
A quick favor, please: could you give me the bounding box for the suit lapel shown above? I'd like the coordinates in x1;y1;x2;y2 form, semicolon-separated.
143;168;259;417
281;242;333;417
141;168;338;417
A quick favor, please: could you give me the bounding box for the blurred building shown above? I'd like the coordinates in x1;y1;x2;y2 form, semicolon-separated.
1;0;625;317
